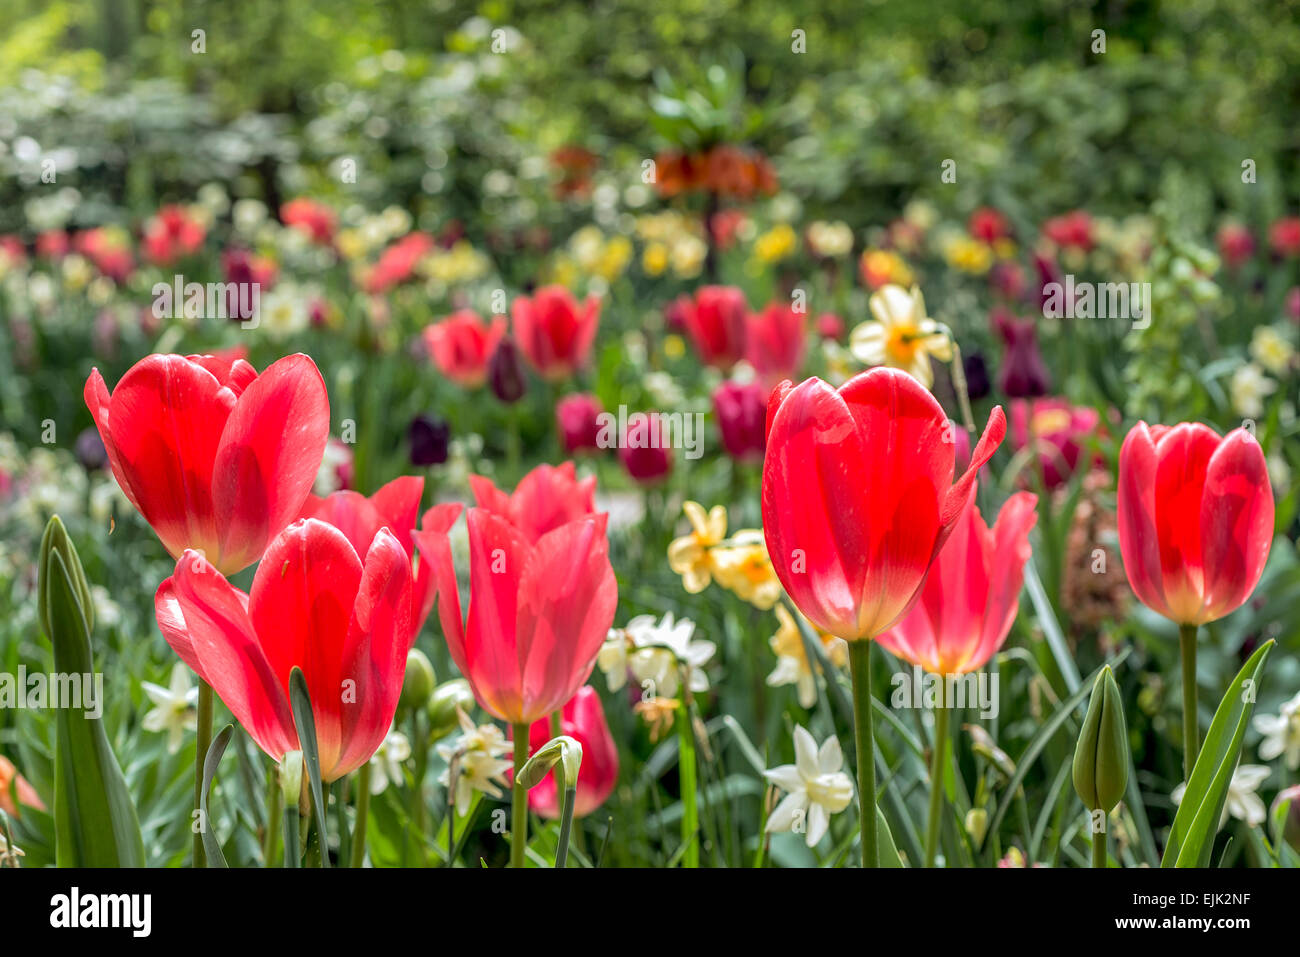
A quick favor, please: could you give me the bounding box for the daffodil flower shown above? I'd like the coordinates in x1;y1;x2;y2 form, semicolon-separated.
140;662;199;754
849;284;953;387
763;725;854;847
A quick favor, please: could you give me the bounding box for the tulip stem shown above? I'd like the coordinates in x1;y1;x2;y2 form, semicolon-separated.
924;685;950;867
848;640;879;868
1092;814;1107;868
555;785;577;869
677;698;700;867
284;805;300;868
350;762;371;868
193;678;213;868
511;723;529;868
1179;624;1199;779
263;770;281;866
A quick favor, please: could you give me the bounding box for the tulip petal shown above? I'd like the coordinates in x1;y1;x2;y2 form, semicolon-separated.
248;519;363;775
1118;422;1171;619
1199;429;1274;623
969;491;1037;672
411;502;466;653
1152;423;1221;623
157;552;296;762
212;354;330;573
464;509;531;722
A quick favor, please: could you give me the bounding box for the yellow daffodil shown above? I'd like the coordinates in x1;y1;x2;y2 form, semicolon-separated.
667;502;728;593
711;530;782;610
849;284;953;387
860;249;914;290
944;236;994;274
754;223;797;263
642;242;669;276
767;605;848;708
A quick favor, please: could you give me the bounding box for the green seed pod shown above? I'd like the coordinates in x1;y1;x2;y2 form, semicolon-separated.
1072;666;1129;814
426;678;475;741
38;516;95;637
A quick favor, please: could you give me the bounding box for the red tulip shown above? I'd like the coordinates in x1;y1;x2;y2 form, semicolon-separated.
142;205;206;266
365;232;435;294
468;462;596;545
618;414;673;485
993;311;1050;399
1217;223;1255;270
1042;210;1094;252
1008;397;1101;489
155;519;415;780
1117;422;1274;626
762;368;1006;640
85;353;330;575
746;301;807;386
75;228;134;283
523;686;619;819
555;393;604;455
511;285;600;381
670;286;749;370
1270;217;1300;259
968;207;1010;244
712;379;767;462
878;492;1037;673
422;310;506;387
299;475;439;632
412;504;618;726
281;198;337;245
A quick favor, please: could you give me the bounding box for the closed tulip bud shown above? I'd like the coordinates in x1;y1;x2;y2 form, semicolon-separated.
1072;666;1129;814
426;678;475;740
38;516;95;637
400;649;436;715
488;336;527;403
408;414;451;466
1271;784;1300;852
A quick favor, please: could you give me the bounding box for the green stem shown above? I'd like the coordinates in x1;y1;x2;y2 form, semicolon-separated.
283;805;300;868
848;640;878;868
408;713;428;865
263;770;281;866
555;786;577;868
1179;623;1199;779
677;698;699;867
350;762;371;869
1092;814;1107;868
924;682;950;868
193;679;213;868
511;723;529;868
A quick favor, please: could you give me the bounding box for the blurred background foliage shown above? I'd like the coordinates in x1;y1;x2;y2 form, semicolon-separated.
1;0;1298;238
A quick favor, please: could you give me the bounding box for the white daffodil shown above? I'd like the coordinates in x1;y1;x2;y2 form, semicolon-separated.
1172;764;1271;828
141;663;199;754
763;725;854;847
597;628;630;692
1254;690;1300;770
436;709;513;816
849;284;953;387
368;726;412;795
622;612;715;699
1230;362;1276;419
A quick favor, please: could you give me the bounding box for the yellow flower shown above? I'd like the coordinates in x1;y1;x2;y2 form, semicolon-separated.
667;502;728;593
643;242;669;276
711;530;782;610
860;249;914;289
754;223;797;263
670;235;707;278
336;228;368;261
1250;325;1295;376
849;284;953;387
944;236;994;274
663;333;686;360
767;605;848;708
598;235;633;280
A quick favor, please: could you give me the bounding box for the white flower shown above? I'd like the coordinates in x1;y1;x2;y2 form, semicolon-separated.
258;286;310;340
141;662;199;754
1254;690;1300;770
1230;362;1276;419
368;726;412;795
1250;325;1296;376
436;709;513;816
849;284;952;387
763;725;854;847
1172;764;1270;829
618;612;715;699
597;628;630;692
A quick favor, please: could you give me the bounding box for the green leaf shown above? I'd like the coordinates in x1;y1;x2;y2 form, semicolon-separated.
200;725;235;868
875;804;904;867
39;519;144;868
1162;640;1275;868
288;667;329;867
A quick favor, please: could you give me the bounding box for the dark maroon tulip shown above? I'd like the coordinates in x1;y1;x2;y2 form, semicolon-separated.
409;415;451;466
994;310;1050;399
488;336;528;404
712;380;767;463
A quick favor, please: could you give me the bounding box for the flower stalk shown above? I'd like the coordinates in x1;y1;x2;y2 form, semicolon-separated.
848;640;878;868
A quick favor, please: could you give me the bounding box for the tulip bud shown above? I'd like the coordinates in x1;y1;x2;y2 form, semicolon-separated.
399;649;436;715
426;678;475;740
515;735;583;791
278;750;304;807
74;428;108;471
556;393;604;455
1271;784;1300;852
488;336;527;403
1072;666;1129;814
38;515;95;637
408;414;450;466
